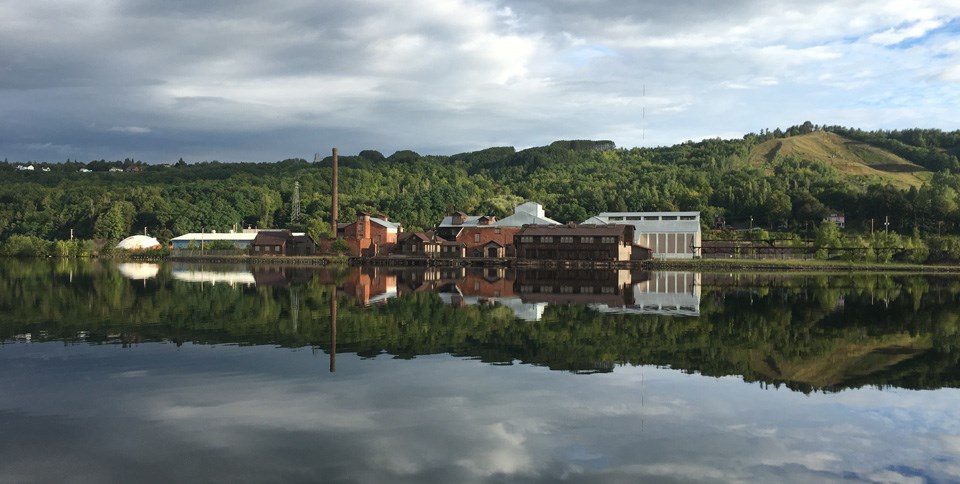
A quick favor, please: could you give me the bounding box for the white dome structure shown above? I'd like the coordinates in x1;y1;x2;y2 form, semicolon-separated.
117;263;160;280
115;235;161;250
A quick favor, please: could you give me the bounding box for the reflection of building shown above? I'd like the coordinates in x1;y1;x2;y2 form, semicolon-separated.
515;269;634;306
117;263;160;280
251;267;316;286
341;267;398;306
170;266;256;285
583;212;702;259
431;268;549;322
593;271;701;317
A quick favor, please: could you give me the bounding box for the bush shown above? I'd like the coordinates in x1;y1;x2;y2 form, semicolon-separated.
1;235;53;257
54;239;94;257
331;238;350;255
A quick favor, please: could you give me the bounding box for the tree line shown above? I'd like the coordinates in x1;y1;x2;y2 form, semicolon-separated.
2;124;960;261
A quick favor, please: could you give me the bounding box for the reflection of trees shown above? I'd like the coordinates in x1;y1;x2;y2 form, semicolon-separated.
1;261;960;392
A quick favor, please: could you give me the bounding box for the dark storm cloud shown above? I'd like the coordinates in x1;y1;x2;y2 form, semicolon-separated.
1;0;958;162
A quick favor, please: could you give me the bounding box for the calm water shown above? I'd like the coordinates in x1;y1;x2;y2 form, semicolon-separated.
2;260;960;483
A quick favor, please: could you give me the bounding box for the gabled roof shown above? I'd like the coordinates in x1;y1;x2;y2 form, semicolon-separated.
439;214;491;228
369;216;401;230
253;230;290;245
496;202;560;227
399;232;436;243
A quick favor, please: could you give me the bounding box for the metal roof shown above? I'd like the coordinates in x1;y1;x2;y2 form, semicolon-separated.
586;212;701;233
172;232;259;241
369;217;401;230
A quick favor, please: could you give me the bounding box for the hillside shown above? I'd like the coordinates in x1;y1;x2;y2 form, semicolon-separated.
1;125;959;241
748;131;932;189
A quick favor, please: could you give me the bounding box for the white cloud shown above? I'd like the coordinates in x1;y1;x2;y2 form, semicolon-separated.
868;18;947;46
108;126;152;134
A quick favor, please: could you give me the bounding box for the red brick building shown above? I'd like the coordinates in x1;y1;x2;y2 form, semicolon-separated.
336;213;402;257
436;202;560;258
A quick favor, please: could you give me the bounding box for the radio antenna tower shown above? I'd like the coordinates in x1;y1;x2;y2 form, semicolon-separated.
291;180;301;223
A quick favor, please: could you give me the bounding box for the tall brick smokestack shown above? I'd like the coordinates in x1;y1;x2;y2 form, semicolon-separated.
331;147;338;236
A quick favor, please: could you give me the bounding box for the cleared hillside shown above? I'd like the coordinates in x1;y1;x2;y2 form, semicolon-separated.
748;131;932;190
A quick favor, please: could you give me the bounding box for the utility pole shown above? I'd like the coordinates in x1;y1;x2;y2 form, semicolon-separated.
884;216;889;235
870;219;874;235
291;181;301;223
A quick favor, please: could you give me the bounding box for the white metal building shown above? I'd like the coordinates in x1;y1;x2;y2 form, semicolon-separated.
171;231;259;249
584;211;702;259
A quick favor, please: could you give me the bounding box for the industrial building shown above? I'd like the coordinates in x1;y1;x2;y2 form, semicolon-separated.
583;211;702;259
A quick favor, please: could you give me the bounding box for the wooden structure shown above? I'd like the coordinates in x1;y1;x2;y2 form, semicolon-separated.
251;230;317;256
514;224;641;262
395;232;441;255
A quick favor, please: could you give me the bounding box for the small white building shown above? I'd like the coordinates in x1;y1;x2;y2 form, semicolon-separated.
16;165;34;171
171;231;259;249
584;211;702;259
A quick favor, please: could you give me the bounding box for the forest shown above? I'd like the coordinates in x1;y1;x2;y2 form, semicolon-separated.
2;123;960;260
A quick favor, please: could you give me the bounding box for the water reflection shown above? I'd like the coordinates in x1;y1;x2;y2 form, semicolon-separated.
153;265;702;321
116;262;160;280
170;263;256;285
7;260;960;392
3;260;960;481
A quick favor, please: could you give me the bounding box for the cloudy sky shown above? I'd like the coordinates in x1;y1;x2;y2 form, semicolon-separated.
3;0;960;163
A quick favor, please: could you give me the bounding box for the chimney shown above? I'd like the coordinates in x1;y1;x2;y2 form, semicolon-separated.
331;147;339;236
361;213;371;239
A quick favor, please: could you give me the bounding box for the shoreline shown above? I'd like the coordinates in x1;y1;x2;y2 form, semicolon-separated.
91;253;960;274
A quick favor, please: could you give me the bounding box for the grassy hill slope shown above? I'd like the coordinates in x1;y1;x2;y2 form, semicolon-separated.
748;131;932;189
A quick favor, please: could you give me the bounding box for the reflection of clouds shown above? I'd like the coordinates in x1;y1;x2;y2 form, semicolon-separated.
0;345;959;483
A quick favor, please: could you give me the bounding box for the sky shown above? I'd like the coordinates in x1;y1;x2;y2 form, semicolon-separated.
3;0;960;163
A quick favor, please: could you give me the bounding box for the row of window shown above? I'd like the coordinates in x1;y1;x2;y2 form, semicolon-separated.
254;245;282;252
472;229;502;242
519;235;618;244
519;285;619;294
607;215;697;221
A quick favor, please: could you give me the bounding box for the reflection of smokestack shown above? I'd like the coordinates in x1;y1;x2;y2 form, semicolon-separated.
330;285;337;373
331;147;339;236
